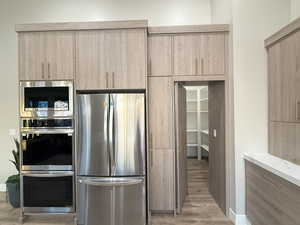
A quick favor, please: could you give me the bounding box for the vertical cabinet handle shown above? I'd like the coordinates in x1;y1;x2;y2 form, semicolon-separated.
41;63;44;79
112;72;115;88
297;101;300;121
150;151;153;167
201;58;204;75
47;63;50;79
195;58;198;75
149;59;152;75
106;72;109;88
149;133;153;149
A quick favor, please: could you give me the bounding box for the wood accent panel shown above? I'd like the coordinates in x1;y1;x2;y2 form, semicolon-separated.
175;83;187;213
19;32;45;80
201;33;225;75
16;20;148;32
46;31;75;80
150;149;175;211
265;17;300;48
148;35;172;76
208;81;226;213
246;161;300;225
148;76;174;149
172;75;226;82
173;34;199;76
269;122;300;165
148;24;230;34
76;30;108;89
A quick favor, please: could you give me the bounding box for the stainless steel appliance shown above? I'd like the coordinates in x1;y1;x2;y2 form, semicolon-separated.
76;93;146;225
20;118;73;171
20;81;73;118
21;171;74;214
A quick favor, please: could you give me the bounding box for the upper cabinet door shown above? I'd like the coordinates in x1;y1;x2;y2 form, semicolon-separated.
148;76;174;149
110;29;146;89
19;32;46;80
200;33;225;75
148;35;172;76
46;32;75;80
173;34;199;76
269;34;297;122
76;31;108;90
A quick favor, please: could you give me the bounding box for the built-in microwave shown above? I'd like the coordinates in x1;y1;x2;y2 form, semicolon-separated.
21;171;74;214
20;81;73;118
20;118;74;171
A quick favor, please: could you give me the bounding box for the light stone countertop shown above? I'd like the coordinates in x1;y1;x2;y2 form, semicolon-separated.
244;152;300;187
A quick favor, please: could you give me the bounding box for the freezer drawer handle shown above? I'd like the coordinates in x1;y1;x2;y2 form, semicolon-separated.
78;179;143;187
22;173;73;178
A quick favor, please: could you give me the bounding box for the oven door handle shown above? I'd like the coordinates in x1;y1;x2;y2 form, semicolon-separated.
78;178;143;187
22;173;73;178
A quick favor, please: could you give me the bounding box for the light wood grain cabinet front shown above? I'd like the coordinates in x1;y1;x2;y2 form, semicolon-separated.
148;76;174;149
173;33;225;76
269;31;300;123
76;30;108;90
246;161;300;225
76;29;146;90
148;35;172;76
19;32;75;81
149;149;175;211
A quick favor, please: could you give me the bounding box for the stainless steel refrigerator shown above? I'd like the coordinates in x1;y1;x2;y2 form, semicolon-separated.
76;93;146;225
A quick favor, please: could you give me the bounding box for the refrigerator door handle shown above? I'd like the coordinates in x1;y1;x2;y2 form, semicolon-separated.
109;95;116;175
78;178;143;187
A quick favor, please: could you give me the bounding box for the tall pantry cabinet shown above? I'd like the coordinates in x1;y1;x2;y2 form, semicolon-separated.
267;25;300;165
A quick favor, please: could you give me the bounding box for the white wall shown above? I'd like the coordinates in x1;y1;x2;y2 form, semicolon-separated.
211;0;232;24
0;0;211;188
291;0;300;21
232;0;290;215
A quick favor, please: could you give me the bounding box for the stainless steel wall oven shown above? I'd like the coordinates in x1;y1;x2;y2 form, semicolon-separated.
21;171;74;214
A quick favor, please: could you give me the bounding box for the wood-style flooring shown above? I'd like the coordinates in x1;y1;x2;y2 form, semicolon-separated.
0;159;233;225
151;159;233;225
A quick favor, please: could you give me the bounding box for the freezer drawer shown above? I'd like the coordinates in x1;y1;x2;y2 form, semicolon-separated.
77;176;146;225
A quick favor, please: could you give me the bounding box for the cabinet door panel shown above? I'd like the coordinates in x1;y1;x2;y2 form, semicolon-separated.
110;29;146;89
150;149;175;211
19;32;45;80
76;31;107;90
173;35;198;76
148;35;172;76
201;33;225;75
46;32;75;80
148;77;174;149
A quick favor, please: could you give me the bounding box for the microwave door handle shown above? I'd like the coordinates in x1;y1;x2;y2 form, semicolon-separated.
78;178;143;187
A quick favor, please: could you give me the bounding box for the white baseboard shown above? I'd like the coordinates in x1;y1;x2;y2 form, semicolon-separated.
229;208;251;225
0;184;6;192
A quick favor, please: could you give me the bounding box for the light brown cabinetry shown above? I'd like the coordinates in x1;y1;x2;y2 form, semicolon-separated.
246;161;300;225
19;32;75;81
268;31;300;123
148;76;174;149
149;149;175;211
173;33;225;76
269;122;300;165
148;35;172;76
76;29;146;90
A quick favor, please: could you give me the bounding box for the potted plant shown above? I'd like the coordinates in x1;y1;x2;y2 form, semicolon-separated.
6;138;20;208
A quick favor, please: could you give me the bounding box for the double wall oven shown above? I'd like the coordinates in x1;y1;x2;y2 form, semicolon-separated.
20;81;74;214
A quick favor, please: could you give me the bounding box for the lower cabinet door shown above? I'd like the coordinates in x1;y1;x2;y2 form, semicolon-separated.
77;177;146;225
150;149;175;211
